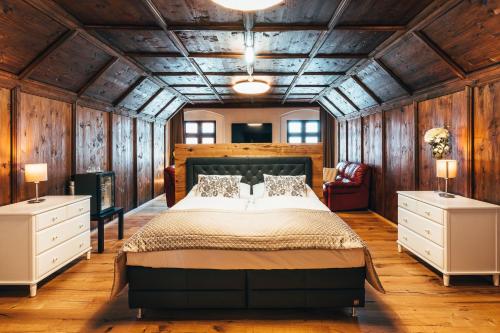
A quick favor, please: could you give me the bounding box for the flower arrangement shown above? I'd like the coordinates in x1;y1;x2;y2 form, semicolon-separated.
424;127;451;159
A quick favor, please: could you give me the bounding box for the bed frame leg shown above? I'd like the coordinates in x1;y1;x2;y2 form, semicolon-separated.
136;308;143;320
351;307;357;317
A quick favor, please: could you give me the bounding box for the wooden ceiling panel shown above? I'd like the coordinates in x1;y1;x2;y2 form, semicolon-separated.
152;0;243;24
186;94;216;100
291;86;325;94
0;0;68;74
174;86;214;94
141;90;176;116
176;31;244;53
29;35;113;92
195;58;247;72
269;87;288;94
324;88;358;114
338;77;377;109
117;78;160;110
288;94;316;99
214;87;233;94
381;34;456;91
53;0;157;25
356;61;406;101
307;58;358;72
254;59;305;72
208;75;294;86
422;0;500;73
159;74;206;85
255;0;340;24
296;75;339;86
157;97;185;120
319;97;343;117
339;0;433;25
254;31;321;54
95;30;178;53
136;57;193;72
318;31;392;54
83;60;142;103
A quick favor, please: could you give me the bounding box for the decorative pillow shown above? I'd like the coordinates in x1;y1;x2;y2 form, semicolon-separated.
196;175;242;198
263;174;307;197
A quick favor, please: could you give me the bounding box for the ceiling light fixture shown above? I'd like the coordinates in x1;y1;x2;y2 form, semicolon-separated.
245;46;255;63
233;77;270;95
211;0;283;11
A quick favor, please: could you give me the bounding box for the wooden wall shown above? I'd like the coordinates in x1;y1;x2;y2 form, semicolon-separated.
174;143;323;202
337;78;499;222
153;122;166;197
0;88;166;211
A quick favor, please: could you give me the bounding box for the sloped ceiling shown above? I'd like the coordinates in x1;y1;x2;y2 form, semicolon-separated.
0;0;498;121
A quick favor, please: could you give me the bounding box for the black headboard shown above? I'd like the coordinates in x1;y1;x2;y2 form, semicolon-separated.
185;156;312;193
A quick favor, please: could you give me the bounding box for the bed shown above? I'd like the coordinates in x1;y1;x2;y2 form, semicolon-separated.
112;157;383;318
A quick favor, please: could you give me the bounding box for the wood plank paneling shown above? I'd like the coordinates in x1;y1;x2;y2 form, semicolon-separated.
136;119;153;205
384;105;416;222
0;88;10;206
417;90;469;196
174;144;323;202
347;117;362;163
363;112;383;214
75;105;109;173
473;81;500;205
112;113;134;212
338;121;347;161
17;93;72;201
153;123;166;197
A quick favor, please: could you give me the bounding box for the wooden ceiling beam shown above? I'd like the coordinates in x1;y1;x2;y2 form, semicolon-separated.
19;29;78;80
373;58;412;96
154;71;346;76
85;25;162;31
77;57;119;97
126;52;367;59
334;25;406;31
334;87;360;112
136;88;164;113
164;101;188;121
351;75;382;105
154;96;176;118
413;31;466;79
282;0;353;104
141;0;223;103
112;76;148;107
323;96;346;117
311;0;460;103
172;84;327;88
24;0;190;104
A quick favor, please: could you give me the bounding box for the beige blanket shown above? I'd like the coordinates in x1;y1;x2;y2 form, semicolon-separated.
111;209;384;297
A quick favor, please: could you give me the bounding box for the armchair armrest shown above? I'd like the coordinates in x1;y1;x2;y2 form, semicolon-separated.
324;181;362;194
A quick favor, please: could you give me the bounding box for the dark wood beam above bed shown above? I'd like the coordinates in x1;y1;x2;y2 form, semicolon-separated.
372;58;413;96
77;57;119;97
153;71;346;77
351;75;382;105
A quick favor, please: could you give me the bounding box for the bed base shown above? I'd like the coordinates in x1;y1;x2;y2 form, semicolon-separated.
128;266;365;317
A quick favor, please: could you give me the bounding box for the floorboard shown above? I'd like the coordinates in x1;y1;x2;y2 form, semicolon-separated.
0;196;498;333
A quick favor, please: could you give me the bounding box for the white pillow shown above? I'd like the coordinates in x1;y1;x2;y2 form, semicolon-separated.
196;175;242;198
263;174;307;197
253;182;316;198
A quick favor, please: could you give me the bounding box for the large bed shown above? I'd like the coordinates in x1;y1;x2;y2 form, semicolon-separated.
112;157;383;318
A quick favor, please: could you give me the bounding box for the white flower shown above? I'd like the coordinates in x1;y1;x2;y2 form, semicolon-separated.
424;127;449;143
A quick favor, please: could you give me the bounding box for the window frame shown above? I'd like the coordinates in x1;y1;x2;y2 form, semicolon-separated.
184;120;216;144
287;120;320;144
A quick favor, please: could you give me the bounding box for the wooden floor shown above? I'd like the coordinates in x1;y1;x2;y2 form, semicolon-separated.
0;196;499;333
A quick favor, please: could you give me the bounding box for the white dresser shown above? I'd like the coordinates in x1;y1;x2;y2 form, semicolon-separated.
397;191;499;286
0;196;92;296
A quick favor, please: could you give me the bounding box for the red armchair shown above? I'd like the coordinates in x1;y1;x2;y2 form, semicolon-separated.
164;165;175;207
323;161;371;211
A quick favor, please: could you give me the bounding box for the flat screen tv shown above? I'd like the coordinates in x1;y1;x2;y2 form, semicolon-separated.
231;123;272;143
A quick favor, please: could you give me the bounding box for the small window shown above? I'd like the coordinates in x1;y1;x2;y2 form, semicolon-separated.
184;121;216;144
287;120;320;143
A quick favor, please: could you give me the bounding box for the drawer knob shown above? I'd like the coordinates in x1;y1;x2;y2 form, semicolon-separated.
425;250;431;255
79;208;84;212
52;217;58;222
79;224;84;229
52;235;58;241
79;243;83;248
425;211;431;216
425;229;431;234
403;202;408;206
52;257;58;263
403;236;408;241
403;218;408;223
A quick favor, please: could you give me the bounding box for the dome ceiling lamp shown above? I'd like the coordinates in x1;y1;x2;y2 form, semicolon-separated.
233;76;270;95
211;0;283;11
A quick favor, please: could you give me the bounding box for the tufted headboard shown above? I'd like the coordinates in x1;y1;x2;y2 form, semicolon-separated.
185;156;312;193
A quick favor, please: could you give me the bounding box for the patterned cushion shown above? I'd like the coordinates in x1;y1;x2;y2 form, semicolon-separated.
263;174;307;197
196;175;242;198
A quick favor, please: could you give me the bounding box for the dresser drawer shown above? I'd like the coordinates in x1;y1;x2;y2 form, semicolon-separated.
399;225;444;269
398;208;444;246
36;231;90;279
66;200;90;220
36;207;67;231
416;201;443;224
398;195;417;212
36;213;90;255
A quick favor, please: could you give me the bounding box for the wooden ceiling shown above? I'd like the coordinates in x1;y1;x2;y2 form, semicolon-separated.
0;0;498;120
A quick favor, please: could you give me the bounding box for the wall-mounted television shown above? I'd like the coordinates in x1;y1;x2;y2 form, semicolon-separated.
231;123;272;143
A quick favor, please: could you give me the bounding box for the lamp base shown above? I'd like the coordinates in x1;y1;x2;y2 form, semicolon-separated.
27;198;46;204
438;192;455;198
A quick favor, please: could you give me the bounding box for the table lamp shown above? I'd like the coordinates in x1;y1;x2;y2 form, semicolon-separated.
25;163;48;203
436;159;457;198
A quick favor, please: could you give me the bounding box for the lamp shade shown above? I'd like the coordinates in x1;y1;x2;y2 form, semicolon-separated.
25;163;48;183
436;160;457;179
